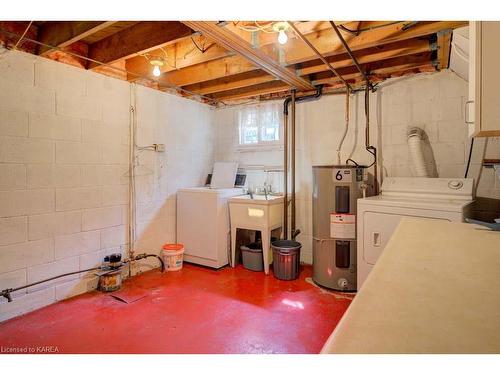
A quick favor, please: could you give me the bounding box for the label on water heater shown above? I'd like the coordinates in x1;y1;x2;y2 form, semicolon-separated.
330;213;356;239
333;168;352;183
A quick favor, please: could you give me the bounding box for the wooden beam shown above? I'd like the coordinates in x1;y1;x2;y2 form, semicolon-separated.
184;70;277;95
436;29;453;70
179;37;433;93
87;21;193;69
214;53;433;101
125;36;232;79
296;38;432;76
183;21;313;90
165;22;459;89
124;21;359;81
37;21;117;56
211;80;290;101
281;21;466;65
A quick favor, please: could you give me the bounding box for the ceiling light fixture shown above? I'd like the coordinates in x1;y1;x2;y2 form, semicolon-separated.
273;22;289;45
149;58;165;77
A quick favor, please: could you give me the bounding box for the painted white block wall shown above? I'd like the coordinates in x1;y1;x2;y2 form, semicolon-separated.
0;50;214;321
214;70;500;264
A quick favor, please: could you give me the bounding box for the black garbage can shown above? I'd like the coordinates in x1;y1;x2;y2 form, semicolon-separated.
271;240;301;280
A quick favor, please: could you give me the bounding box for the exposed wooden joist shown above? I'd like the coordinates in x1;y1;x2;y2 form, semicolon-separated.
436;29;453;70
179;37;433;93
125;21;359;80
166;22;461;89
213;53;433;101
125;36;233;79
161;55;256;87
223;21;355;47
182;21;313;90
211;80;291;101
37;21;117;56
281;21;466;65
184;70;277;95
311;53;433;86
87;21;194;69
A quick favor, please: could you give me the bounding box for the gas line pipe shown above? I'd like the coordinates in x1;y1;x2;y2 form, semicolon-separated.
0;253;165;303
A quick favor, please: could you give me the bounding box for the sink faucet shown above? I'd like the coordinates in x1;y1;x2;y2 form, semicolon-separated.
263;182;269;200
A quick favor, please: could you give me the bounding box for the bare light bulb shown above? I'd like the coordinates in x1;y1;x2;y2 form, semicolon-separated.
278;30;288;45
152;65;161;77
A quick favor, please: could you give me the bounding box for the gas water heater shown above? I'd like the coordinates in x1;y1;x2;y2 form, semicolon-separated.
312;165;372;291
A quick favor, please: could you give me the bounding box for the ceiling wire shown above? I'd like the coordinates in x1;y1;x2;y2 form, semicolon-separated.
0;26;221;106
338;21;403;35
13;21;33;50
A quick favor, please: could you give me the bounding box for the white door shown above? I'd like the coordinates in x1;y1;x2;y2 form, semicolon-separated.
362;212;449;265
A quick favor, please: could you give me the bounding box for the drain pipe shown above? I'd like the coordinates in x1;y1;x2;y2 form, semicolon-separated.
291;90;297;237
283;85;323;239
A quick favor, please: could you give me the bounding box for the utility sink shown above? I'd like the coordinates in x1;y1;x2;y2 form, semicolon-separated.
230;194;284;205
229;194;284;274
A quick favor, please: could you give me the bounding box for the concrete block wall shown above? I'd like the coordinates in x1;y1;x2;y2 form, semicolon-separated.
0;50;214;321
214;70;500;264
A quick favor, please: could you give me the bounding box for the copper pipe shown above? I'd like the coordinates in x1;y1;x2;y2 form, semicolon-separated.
291;90;296;236
287;21;351;91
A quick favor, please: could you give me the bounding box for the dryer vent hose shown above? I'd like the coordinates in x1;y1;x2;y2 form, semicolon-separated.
407;127;429;177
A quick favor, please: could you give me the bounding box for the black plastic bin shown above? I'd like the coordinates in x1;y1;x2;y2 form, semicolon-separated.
241;242;264;272
271;240;301;280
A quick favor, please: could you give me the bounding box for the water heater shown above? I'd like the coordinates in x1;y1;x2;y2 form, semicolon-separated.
312;165;372;291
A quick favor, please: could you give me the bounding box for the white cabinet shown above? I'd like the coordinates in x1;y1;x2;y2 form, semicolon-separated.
467;21;500;137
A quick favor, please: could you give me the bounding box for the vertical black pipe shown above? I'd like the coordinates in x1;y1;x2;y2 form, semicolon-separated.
283;101;289;240
282;85;323;240
291;90;296;236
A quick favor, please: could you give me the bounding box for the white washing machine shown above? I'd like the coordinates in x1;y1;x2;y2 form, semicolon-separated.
177;187;244;268
357;177;474;289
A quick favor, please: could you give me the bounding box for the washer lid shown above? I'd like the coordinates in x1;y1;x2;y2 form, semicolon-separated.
178;187;244;197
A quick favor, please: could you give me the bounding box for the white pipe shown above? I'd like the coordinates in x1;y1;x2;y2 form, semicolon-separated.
128;84;138;277
407;127;429;177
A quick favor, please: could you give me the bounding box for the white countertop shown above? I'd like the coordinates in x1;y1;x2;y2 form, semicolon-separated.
321;219;500;354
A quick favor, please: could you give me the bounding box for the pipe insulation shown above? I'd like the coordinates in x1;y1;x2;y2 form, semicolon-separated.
407;127;430;177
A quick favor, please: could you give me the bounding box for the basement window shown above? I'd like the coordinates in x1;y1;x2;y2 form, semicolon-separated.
238;103;282;148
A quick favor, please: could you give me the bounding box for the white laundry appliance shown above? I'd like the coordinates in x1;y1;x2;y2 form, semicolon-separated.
357;177;474;289
177;187;244;268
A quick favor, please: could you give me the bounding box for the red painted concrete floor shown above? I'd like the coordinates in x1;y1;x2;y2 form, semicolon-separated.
0;264;352;354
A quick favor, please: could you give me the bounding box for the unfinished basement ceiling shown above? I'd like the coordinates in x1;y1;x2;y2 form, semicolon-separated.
0;20;467;105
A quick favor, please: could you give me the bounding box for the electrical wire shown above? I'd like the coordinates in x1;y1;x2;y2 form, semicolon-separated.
13;21;33;50
338;21;403;35
232;21;276;33
0;26;220;106
191;36;209;53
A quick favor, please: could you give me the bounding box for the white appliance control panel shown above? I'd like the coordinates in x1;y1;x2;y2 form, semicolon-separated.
381;177;474;200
